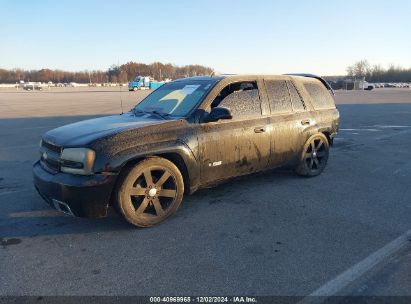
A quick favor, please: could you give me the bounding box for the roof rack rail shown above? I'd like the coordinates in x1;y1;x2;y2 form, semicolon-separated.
285;73;335;95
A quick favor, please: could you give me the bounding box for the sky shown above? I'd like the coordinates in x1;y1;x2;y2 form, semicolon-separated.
1;0;410;75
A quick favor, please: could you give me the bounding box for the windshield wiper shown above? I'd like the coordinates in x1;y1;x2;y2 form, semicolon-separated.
149;110;170;120
134;109;170;120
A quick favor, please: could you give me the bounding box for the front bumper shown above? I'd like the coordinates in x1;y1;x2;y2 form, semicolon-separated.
33;161;118;218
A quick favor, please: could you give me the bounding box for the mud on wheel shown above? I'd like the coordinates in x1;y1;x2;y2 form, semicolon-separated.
295;133;330;177
115;157;184;227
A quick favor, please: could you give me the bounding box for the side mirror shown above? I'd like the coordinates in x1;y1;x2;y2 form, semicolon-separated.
205;107;233;122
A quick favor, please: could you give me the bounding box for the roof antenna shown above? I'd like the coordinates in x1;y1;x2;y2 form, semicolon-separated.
118;60;124;115
119;82;124;115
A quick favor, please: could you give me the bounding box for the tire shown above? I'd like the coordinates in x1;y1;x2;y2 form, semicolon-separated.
295;133;329;177
115;157;184;227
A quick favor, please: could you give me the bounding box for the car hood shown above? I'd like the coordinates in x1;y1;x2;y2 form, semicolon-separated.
42;112;168;147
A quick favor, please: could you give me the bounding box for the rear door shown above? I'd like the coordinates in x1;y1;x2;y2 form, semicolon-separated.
264;78;310;166
287;79;317;160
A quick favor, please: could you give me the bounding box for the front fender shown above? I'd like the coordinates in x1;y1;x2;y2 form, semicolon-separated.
94;140;200;193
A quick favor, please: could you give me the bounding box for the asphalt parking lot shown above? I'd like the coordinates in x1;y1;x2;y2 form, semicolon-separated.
0;88;410;298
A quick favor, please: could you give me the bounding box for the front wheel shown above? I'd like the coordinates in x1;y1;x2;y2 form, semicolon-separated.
115;157;184;227
295;134;329;177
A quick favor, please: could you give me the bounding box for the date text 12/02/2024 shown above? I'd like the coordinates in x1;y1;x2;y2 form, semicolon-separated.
149;297;257;303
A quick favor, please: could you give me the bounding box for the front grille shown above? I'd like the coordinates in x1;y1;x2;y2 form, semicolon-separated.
41;156;60;172
40;140;62;173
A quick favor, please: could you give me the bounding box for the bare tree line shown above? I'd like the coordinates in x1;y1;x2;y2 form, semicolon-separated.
0;61;214;84
2;59;409;84
346;60;411;83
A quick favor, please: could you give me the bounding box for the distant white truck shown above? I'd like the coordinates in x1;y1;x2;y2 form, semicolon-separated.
20;81;48;90
360;81;375;91
69;82;89;87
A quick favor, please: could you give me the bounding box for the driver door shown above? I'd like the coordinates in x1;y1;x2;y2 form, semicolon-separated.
198;81;271;185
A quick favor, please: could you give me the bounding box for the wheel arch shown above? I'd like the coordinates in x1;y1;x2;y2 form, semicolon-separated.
321;131;332;145
157;152;191;195
113;145;199;196
315;127;337;147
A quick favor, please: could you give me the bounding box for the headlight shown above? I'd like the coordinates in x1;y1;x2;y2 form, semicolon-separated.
60;148;96;175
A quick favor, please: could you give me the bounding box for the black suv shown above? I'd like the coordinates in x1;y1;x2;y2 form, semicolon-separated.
33;75;339;227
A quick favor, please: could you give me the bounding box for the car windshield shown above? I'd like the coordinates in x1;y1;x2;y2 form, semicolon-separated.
134;80;214;117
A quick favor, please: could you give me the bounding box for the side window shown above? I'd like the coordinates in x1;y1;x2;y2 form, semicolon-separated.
264;80;292;114
288;81;306;112
304;82;335;109
212;81;262;118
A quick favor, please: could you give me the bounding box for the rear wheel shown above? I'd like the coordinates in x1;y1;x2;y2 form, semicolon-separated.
295;134;329;177
115;157;184;227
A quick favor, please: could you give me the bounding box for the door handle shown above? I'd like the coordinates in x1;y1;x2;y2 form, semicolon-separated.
301;119;311;126
254;126;266;133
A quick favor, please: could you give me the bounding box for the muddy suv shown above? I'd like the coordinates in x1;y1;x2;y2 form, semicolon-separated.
33;74;339;227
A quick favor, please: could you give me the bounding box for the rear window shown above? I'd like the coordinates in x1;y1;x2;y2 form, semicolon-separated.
304;82;335;110
264;80;292;114
288;81;305;112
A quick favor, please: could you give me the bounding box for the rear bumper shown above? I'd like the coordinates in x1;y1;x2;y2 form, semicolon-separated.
33;161;118;218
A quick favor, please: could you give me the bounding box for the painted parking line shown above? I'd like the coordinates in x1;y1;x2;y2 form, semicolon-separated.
1;125;59;131
299;229;411;304
9;209;64;218
0;144;38;150
372;125;411;128
0;189;32;196
340;128;380;132
340;125;411;132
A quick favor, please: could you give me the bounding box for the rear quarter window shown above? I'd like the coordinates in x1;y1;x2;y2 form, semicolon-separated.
304;82;336;110
288;81;305;112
